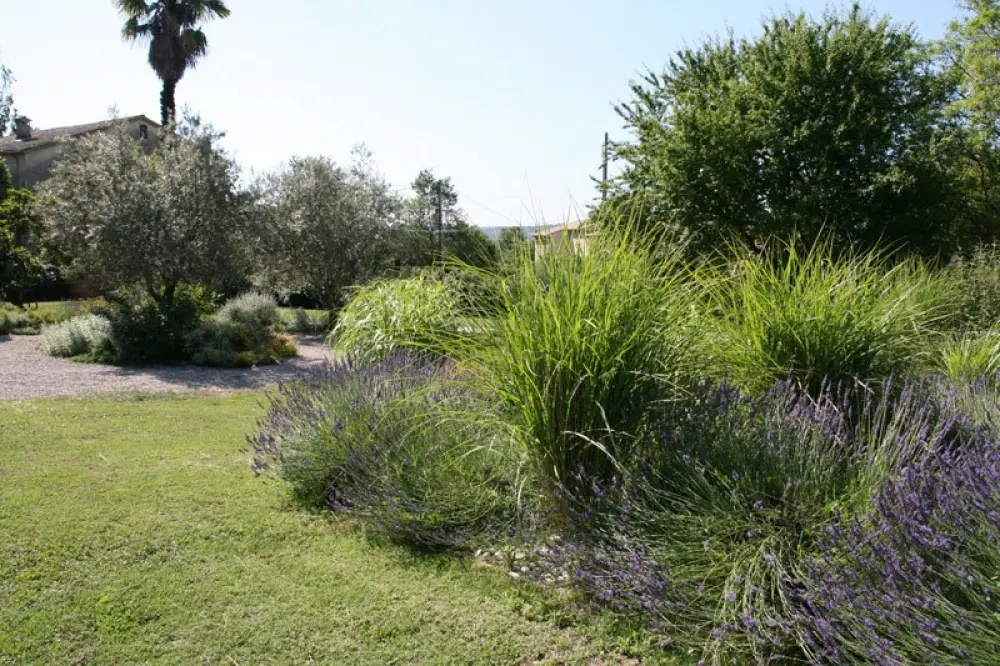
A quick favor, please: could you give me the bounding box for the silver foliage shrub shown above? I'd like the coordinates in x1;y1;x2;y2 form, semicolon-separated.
40;314;111;358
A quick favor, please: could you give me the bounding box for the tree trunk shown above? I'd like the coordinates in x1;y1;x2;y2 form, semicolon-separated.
160;78;178;127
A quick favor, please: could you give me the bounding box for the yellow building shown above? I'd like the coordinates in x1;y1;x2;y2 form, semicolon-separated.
532;220;594;259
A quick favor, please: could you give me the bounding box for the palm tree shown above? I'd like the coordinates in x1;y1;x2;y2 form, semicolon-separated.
116;0;231;126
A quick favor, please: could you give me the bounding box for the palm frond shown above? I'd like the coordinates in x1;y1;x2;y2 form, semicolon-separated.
115;0;150;17
203;0;231;19
178;0;230;26
121;17;156;41
188;0;231;22
181;29;209;62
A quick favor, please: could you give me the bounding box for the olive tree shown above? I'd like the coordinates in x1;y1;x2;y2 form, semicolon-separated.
40;118;251;306
255;149;402;310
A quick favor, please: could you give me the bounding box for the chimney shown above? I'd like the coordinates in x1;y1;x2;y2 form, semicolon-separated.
12;116;32;141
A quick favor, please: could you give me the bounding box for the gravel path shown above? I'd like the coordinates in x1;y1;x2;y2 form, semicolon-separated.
0;334;334;400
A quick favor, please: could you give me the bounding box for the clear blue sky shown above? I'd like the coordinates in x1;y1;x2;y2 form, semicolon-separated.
0;1;961;227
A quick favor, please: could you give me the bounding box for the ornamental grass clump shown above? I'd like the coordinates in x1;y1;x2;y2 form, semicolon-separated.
250;355;529;548
287;307;330;334
703;238;952;398
328;275;461;361
425;229;707;493
935;329;1000;383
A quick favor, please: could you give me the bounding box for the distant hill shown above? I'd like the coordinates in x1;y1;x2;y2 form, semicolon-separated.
476;225;567;241
477;226;515;241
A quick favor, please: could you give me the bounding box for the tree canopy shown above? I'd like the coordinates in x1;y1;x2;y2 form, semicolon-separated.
936;0;1000;241
395;169;496;267
0;185;44;304
255;151;401;309
40;117;250;305
604;6;970;257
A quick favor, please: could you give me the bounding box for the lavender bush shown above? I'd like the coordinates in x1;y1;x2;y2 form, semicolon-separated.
547;379;971;664
250;355;529;548
796;432;1000;664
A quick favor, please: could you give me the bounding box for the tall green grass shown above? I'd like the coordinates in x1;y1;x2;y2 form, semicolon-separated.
425;231;706;490
702;239;953;397
328;275;462;361
936;329;1000;382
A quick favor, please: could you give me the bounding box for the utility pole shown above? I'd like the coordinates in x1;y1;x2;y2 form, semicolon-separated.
601;132;609;202
435;180;444;264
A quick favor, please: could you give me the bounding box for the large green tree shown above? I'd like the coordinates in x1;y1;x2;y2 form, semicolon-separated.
0;165;44;304
255;150;402;310
605;7;965;257
116;0;231;126
938;0;1000;239
40;117;250;307
496;226;530;261
397;169;496;267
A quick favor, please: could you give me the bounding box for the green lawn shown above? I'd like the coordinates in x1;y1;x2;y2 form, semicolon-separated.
6;300;91;322
0;395;616;665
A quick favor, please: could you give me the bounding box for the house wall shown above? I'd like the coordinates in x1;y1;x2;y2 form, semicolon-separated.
3;119;157;190
533;228;593;261
4;144;62;189
533;228;567;259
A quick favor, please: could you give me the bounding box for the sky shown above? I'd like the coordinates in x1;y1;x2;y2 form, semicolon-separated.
0;0;962;228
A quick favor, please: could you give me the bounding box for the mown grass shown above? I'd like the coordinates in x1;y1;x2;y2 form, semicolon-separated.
0;395;626;665
6;300;93;322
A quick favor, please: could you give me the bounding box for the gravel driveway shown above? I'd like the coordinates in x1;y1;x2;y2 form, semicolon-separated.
0;334;334;400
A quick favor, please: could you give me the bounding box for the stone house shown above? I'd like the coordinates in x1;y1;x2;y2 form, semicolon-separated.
0;115;159;190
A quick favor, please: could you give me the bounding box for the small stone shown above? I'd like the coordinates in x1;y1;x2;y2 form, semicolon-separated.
507;571;521;581
520;565;529;573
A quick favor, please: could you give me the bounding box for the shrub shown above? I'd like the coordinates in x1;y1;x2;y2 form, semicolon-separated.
267;333;298;360
328;276;461;361
944;243;1000;332
39;314;111;358
0;307;42;335
547;379;961;663
425;231;706;492
703;239;952;397
796;430;1000;664
250;356;527;548
187;320;248;367
188;317;296;368
95;294;201;364
216;291;283;331
286;307;330;335
936;329;1000;382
